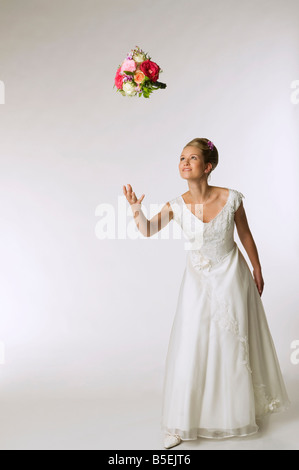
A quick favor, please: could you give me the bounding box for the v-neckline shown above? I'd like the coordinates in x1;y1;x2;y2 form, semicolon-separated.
180;188;231;225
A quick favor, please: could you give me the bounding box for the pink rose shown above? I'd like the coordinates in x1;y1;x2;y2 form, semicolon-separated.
114;67;124;89
120;59;137;74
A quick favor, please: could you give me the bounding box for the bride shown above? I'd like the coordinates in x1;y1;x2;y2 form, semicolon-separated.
123;137;290;449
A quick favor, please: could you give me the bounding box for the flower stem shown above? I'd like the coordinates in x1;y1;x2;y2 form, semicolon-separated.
154;81;167;89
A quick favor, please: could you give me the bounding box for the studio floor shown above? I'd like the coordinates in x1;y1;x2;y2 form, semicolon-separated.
0;377;298;450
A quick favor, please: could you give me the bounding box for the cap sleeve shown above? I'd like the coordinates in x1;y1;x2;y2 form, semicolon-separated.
234;190;245;212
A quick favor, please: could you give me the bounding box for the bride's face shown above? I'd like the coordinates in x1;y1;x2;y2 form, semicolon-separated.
179;146;209;180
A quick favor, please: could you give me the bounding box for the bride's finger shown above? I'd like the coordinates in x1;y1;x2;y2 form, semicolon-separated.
136;194;145;204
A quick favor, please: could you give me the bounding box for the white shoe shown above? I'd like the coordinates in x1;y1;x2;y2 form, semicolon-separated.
164;433;182;449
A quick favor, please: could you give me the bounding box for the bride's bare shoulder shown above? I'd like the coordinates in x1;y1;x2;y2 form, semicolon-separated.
181;187;229;202
212;185;229;192
211;186;230;200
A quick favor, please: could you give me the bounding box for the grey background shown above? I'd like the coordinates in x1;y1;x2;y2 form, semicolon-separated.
0;0;298;449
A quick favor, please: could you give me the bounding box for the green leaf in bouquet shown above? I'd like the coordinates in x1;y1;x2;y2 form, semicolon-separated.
123;71;134;75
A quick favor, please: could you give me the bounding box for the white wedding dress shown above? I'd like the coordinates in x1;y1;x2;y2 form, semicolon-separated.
161;188;290;440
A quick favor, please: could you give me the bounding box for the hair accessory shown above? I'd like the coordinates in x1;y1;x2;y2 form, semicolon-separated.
207;140;214;150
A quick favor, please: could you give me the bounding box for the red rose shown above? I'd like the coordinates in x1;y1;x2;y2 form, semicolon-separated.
139;60;160;82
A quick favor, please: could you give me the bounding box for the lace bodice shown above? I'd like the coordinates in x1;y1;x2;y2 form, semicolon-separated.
169;188;245;271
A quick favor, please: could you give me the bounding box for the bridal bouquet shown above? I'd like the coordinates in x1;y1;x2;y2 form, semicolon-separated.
114;46;167;98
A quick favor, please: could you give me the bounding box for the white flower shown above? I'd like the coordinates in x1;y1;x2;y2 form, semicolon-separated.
133;52;146;63
123;81;137;96
268;399;280;411
190;251;212;271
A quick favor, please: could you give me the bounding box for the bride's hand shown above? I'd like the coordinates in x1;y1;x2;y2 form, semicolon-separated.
253;268;264;296
123;183;145;205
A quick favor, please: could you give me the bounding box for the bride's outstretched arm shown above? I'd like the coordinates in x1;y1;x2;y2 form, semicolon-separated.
123;184;173;237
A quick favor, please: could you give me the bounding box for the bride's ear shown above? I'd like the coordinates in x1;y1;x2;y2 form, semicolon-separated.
205;162;212;174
